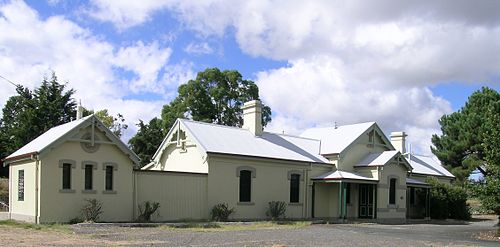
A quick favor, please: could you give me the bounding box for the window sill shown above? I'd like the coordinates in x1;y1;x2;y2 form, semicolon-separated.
237;202;255;205
288;202;303;206
102;190;117;194
59;189;75;193
387;204;397;208
82;190;96;194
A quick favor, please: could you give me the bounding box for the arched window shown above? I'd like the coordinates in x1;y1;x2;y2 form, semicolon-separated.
239;170;252;202
290;174;300;203
389;178;397;205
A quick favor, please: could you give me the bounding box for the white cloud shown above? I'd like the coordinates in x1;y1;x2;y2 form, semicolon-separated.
0;1;194;142
184;42;213;55
257;56;453;154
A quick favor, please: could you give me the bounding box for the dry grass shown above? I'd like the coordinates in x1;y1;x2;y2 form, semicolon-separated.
159;221;311;232
0;220;72;233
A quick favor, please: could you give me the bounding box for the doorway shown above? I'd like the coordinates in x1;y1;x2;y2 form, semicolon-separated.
359;184;374;218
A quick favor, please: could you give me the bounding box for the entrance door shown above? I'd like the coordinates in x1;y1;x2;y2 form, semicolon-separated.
359;184;374;218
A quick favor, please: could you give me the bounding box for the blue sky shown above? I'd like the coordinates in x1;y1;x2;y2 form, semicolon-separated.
0;0;499;154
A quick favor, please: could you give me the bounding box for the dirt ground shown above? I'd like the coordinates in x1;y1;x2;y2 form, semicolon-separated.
0;215;498;247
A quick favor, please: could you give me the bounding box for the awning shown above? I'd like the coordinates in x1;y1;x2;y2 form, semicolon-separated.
312;170;378;183
406;178;431;188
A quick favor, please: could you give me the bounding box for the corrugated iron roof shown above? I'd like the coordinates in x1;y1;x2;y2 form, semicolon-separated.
6;116;92;159
180;119;329;164
300;122;375;154
313;170;378;181
354;150;399;167
405;154;455;178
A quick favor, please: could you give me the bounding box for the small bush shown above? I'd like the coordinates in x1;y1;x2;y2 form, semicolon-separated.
266;201;287;220
210;203;235;221
427;178;471;220
81;199;103;222
137;201;160;222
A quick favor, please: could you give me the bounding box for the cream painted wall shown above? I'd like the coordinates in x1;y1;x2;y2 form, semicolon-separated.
9;160;37;223
150;143;208;174
339;130;391;171
376;162;408;220
207;155;331;220
39;141;135;223
136;171;208;221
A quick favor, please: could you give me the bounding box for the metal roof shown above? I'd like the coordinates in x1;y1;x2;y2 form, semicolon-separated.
179;119;329;164
354;150;399;167
4;115;140;165
313;170;378;182
300;122;375;154
406;177;430;187
6;116;92;160
405;154;455;178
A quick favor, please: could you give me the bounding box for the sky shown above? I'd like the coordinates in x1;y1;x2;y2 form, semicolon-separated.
0;0;499;155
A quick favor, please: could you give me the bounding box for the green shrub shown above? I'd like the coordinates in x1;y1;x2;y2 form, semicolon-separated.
427;178;471;220
137;201;160;222
266;201;287;220
81;199;103;222
210;203;235;221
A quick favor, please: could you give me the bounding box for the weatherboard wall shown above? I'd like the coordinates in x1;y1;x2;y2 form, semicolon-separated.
135;171;208;221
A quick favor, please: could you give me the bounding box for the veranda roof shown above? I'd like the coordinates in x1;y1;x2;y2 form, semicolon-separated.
312;170;378;183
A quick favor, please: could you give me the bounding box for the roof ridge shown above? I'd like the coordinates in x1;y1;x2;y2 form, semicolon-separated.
266;131;321;142
179;118;249;131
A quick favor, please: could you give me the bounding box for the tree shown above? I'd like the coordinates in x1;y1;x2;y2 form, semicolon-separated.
474;102;500;224
169;68;271;128
83;108;128;138
0;73;76;177
130;68;272;167
431;87;500;183
128;118;165;167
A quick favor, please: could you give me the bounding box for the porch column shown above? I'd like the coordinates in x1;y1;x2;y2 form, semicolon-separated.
372;184;376;219
343;182;347;219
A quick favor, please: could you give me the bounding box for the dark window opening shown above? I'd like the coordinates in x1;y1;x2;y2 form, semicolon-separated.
346;183;351;204
105;166;114;191
389;178;397;204
18;170;24;201
239;170;252;202
62;163;72;189
84;164;93;190
290;174;300;203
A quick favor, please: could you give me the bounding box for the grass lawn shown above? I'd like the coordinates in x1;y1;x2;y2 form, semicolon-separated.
160;221;312;232
0;220;72;233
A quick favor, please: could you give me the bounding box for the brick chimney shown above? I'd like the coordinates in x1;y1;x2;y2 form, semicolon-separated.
390;131;407;153
242;100;263;136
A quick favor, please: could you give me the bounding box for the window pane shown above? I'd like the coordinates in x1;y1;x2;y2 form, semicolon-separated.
239;170;251;202
290;174;300;203
389;178;396;204
62;163;71;189
84;165;93;190
105;166;113;191
18;170;24;201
